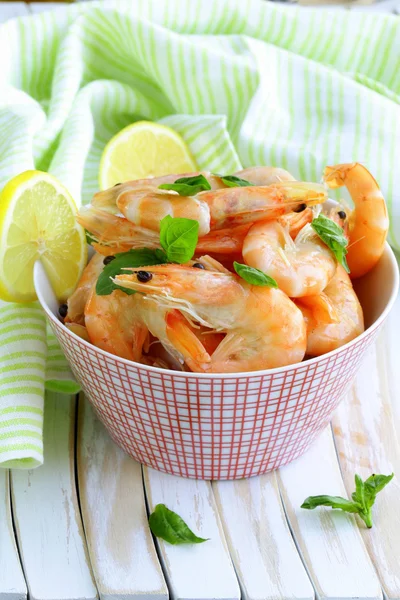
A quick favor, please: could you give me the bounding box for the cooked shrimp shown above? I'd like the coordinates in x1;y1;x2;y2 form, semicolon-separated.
234;166;296;185
242;220;337;297
323;163;389;279
113;181;327;234
84;289;148;361
77;206;160;252
117;186;211;236
197;181;326;229
64;323;91;342
65;253;104;325
114;262;306;372
91;172;227;213
278;208;314;239
296;265;364;356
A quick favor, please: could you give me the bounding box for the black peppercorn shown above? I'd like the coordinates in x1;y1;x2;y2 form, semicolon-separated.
193;263;205;269
59;304;68;318
103;255;116;265
294;203;307;213
337;210;346;220
137;271;153;283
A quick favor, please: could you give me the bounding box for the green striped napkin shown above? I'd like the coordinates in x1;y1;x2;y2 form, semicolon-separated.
1;0;399;468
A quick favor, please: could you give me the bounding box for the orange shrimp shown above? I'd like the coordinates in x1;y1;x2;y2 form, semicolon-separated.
242;218;337;298
296;265;364;356
65;252;104;325
84;289;148;362
234;166;296;185
114;262;306;372
323;163;389;279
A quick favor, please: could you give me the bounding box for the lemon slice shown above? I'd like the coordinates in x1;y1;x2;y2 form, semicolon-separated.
99;121;197;189
0;170;87;303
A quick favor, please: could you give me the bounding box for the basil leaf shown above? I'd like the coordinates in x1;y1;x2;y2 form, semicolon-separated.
301;472;394;528
149;504;208;545
311;214;350;273
159;174;211;196
215;174;254;188
364;473;394;504
96;248;166;296
160;215;199;263
352;474;367;511
301;496;360;513
233;262;278;288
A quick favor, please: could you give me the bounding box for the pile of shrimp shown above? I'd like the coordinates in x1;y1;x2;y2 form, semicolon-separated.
62;163;388;373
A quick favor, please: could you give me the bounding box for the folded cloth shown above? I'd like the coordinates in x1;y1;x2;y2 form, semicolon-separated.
0;0;399;468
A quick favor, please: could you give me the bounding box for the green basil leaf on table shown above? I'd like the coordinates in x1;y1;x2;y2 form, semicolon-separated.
301;495;360;513
311;214;350;273
160;215;199;263
159;174;211;196
233;262;278;288
215;174;254;188
301;472;394;528
148;504;208;545
96;248;167;296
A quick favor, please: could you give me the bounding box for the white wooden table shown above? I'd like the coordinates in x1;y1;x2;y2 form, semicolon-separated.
1;3;400;600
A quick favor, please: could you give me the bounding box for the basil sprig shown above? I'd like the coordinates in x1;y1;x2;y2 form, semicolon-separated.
96;248;167;296
149;504;208;545
301;472;394;528
216;174;254;188
311;214;350;273
160;215;199;263
159;174;211;196
233;262;278;288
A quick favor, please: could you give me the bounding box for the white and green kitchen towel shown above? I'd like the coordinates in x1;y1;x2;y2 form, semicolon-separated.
0;0;399;468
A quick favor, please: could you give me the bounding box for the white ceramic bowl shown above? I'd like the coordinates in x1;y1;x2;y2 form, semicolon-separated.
34;243;399;480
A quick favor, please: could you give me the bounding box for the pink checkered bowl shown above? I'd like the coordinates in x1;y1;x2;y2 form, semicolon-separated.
34;243;398;480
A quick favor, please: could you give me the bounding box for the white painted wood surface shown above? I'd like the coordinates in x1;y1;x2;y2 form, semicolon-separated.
11;394;98;600
333;335;400;599
0;470;26;600
143;467;241;600
277;428;382;600
213;473;314;600
77;397;168;600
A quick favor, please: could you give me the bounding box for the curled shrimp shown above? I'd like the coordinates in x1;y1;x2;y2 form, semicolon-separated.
84;289;148;362
234;166;296;185
114;262;306;372
242;218;337;298
112;181;327;233
296;265;364;356
65;252;104;325
76;206;160;253
323;163;389;279
92;172;227;213
117;186;211;236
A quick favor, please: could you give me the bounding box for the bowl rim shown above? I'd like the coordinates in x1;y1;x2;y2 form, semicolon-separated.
35;242;399;380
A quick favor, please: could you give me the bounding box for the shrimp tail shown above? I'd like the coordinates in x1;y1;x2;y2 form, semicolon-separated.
165;310;211;369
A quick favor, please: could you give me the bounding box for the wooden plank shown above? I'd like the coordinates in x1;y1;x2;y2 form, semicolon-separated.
333;334;400;599
213;474;314;600
143;467;240;600
11;394;98;600
77;396;168;600
277;428;382;600
0;471;26;600
0;2;29;23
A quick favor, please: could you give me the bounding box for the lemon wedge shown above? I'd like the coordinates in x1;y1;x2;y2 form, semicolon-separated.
99;121;197;189
0;170;87;303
